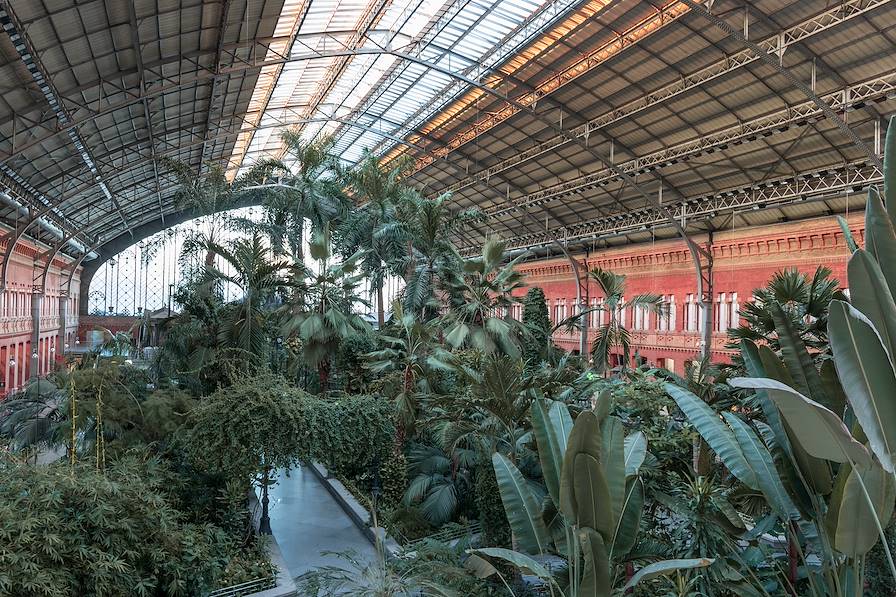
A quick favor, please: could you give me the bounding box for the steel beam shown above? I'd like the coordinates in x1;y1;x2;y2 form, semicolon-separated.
0;2;133;236
676;0;882;169
492;161;879;251
482;72;895;219
437;0;891;195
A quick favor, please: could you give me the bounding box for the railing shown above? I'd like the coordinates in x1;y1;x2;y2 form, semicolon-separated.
401;520;483;552
208;577;276;597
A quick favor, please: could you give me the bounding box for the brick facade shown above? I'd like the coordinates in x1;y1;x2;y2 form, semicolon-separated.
515;213;860;375
0;234;82;395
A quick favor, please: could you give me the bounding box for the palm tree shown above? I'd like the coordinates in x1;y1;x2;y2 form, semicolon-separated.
337;151;413;327
236;132;348;263
394;192;481;319
365;302;438;443
281;225;371;393
426;354;535;460
727;266;839;354
160;158;238;285
403;442;473;526
202;233;292;367
588;267;665;374
441;238;527;357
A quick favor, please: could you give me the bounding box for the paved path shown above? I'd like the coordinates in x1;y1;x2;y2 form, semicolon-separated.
267;465;378;579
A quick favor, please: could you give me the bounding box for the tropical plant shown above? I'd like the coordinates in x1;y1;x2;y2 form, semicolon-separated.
727;266;840;355
366;301;439;442
472;395;713;596
0;455;239;597
395;192;480;318
281;225;371;393
94;326;134;357
403;442;474;526
587;267;665;374
426;354;536;460
201;232;292;367
522;287;552;368
236;132;348;262
441;239;528;357
337;150;414;327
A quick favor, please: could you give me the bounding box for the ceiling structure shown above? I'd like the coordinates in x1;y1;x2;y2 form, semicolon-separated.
0;0;892;277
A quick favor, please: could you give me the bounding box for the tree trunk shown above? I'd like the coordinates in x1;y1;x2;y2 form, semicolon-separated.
693;437;711;476
318;358;330;395
376;283;385;328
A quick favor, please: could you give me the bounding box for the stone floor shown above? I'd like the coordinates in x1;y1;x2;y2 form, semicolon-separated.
267;465;378;580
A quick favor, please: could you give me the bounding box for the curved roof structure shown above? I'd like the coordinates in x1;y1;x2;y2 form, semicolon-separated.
0;0;892;273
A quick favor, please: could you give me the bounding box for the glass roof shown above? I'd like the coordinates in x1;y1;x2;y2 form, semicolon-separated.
228;0;586;175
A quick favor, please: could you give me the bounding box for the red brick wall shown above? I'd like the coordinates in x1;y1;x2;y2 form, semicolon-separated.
516;213;859;374
0;234;82;395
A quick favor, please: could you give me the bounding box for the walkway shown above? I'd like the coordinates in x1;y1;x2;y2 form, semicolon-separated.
267;465;378;579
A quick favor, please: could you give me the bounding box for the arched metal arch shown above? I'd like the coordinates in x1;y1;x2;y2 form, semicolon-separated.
0;194;96;293
23;115;428;224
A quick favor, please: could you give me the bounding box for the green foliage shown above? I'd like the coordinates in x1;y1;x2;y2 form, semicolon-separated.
281;225;371;392
588;267;666;373
441;238;528;357
0;456;239;597
182;373;394;483
335;332;376;393
475;459;511;548
522;287;551;367
481;398;712;596
726;266;839;356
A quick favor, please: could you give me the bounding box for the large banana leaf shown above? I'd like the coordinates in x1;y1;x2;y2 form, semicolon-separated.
847;249;896;360
884;114;895;224
723;412;799;520
492;453;551;554
471;547;553;580
770;303;833;411
730;377;871;469
601;415;626;528
756;344;833;494
828;299;896;473
623;432;647;477
741;340;789;448
579;527;612;597
573;452;615;542
864;188;896;298
531;398;572;506
560;410;601;519
665;383;758;490
819;359;847;420
825;461;896;557
610;477;644;560
561;411;615;541
622;558;715;592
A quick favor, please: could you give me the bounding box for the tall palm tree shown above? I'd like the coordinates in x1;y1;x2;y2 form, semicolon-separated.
236;132;348;263
588;267;665;374
202;233;291;366
281;225;371;393
365;302;438;442
394;192;481;319
160;158;238;284
337;151;413;327
441;238;528;357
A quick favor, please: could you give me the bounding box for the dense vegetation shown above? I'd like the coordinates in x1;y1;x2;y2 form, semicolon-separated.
2;118;895;596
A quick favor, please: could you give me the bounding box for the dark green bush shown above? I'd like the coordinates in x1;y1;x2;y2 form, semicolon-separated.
183;373;395;483
0;456;236;597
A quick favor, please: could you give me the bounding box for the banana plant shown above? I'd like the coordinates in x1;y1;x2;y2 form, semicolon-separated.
671;116;896;595
470;395;712;596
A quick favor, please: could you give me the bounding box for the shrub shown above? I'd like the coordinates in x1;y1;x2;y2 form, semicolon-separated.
522;287;551;367
0;456;235;597
182;373;395;483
